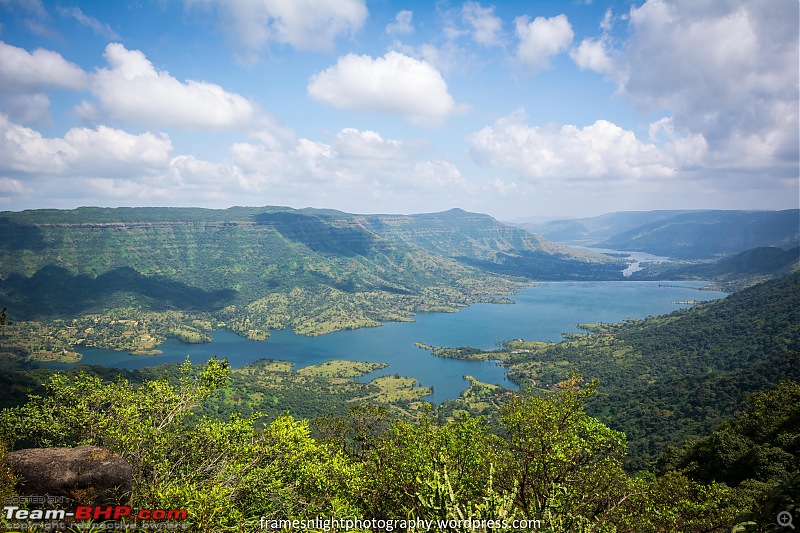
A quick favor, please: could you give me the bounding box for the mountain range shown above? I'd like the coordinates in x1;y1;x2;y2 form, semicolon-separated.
0;206;624;324
517;209;799;259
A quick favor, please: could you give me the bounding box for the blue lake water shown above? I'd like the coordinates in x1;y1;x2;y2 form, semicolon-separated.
60;281;727;403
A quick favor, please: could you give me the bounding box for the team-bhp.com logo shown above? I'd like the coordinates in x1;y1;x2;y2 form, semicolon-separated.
4;504;188;521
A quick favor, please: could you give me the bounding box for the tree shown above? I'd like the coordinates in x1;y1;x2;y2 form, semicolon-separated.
497;376;634;531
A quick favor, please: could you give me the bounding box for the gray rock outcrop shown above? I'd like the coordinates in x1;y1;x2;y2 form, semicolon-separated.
5;445;132;506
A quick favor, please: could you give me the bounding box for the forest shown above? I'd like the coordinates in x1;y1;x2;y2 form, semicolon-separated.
0;357;795;532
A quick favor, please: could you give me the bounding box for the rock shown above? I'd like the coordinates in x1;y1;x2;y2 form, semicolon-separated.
5;446;132;506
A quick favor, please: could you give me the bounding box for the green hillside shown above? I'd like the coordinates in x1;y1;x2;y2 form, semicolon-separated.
362;208;625;279
0;206;624;358
0;354;792;532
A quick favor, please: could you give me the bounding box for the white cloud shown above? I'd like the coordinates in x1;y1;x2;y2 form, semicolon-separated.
514;14;573;71
593;0;798;173
388;3;501;75
198;0;367;62
600;8;613;31
570;38;613;74
461;2;503;46
307;51;463;128
84;43;257;130
389;39;466;75
333;128;407;160
4;93;50;123
58;6;121;40
0;114;172;177
0;40;89;92
386;10;413;35
62;125;172;174
228;126;470;200
467;110;706;183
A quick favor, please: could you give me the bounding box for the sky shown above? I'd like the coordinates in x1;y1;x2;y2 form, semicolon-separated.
0;0;797;220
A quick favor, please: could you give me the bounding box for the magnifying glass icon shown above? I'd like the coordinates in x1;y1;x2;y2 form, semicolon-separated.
778;511;795;529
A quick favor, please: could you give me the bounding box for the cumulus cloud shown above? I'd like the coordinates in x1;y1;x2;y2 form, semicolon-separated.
600;8;614;31
570;38;613;75
82;43;257;130
228;126;470;202
307;51;463;127
467;110;706;183
0;40;89;92
461;2;503;46
199;0;367;62
386;10;413;35
581;0;798;174
514;14;573;71
0;114;172;177
0;112;470;212
333;128;408;160
4;93;50;123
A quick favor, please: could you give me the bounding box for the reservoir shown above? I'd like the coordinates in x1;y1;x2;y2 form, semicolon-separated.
63;281;727;403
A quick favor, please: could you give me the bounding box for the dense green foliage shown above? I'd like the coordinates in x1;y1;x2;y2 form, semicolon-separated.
3;362;790;532
658;381;799;487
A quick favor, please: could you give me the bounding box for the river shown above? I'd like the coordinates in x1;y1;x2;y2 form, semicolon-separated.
55;280;727;403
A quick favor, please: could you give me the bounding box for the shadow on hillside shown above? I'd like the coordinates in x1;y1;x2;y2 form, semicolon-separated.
0;265;237;320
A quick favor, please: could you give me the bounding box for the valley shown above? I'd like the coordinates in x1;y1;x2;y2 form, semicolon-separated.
0;206;797;531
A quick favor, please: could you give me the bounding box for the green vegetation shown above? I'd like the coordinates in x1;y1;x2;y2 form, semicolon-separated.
0;309;215;361
201;358;433;422
414;342;498;360
429;272;800;472
1;207;797;531
0;206;626;354
0;360;793;532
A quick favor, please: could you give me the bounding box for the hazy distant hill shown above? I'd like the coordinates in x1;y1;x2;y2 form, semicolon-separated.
0;206;624;323
598;210;799;258
516;210;696;245
520;209;799;259
633;246;800;285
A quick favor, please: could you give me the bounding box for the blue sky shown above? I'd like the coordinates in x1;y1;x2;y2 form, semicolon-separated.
0;0;797;220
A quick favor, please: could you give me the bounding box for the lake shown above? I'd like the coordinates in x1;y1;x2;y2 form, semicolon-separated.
56;281;728;402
